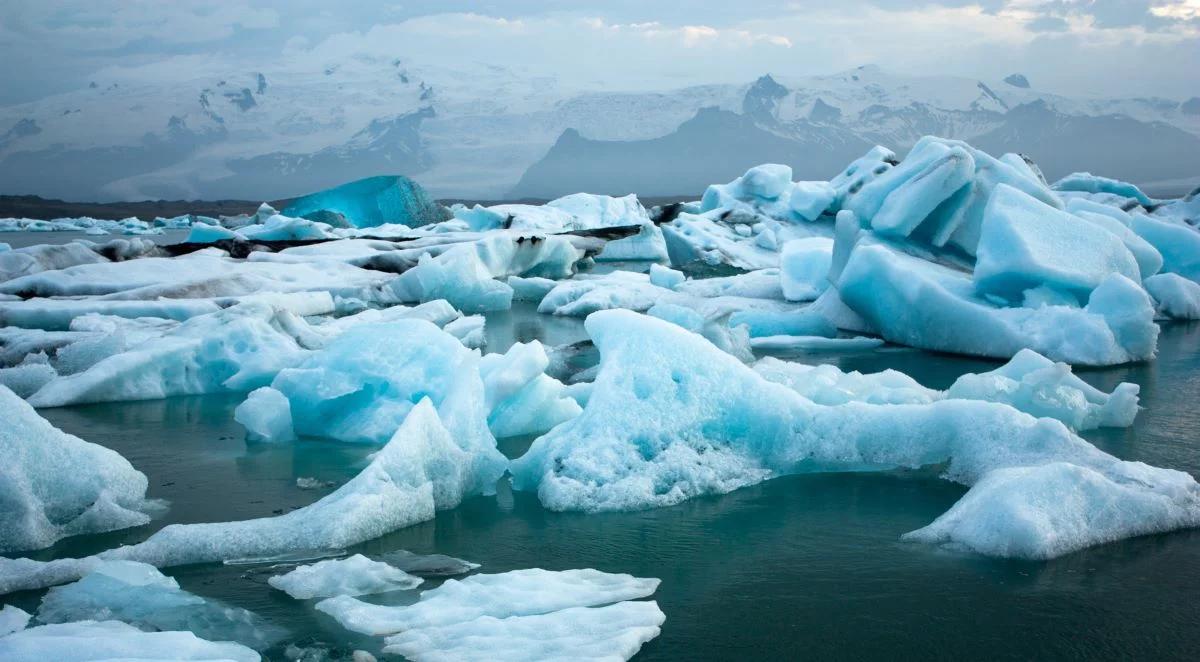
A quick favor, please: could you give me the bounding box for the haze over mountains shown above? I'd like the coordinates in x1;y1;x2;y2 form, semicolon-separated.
2;60;1198;203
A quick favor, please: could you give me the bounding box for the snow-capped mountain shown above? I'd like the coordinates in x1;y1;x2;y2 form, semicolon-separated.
0;59;1197;202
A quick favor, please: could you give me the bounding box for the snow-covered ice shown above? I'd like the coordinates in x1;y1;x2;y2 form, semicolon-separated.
316;568;660;635
37;560;283;650
268;554;423;599
0;385;158;552
0;620;260;661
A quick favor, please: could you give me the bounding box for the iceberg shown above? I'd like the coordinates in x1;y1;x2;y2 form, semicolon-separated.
385;234;585;313
0;399;502;593
282;175;448;229
480;340;582;438
779;237;833;301
510;311;1198;558
37;560;283;650
0;620;260;662
382;600;666;662
1053;172;1153;207
0;242;107;283
316;568;659;635
836;239;1157;365
233;387;296;443
268;554;422;599
0;385;158;552
0;605;31;637
974;185;1140;301
1143;272;1200;319
28;302;313;407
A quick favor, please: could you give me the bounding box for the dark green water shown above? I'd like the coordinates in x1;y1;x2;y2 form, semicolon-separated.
5;312;1200;660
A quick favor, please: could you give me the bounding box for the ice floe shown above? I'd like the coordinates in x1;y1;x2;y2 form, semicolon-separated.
268;554;423;599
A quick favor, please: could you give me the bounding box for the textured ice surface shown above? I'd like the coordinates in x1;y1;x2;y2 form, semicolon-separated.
382;600;666;662
386;234;583;313
37;560;282;650
316;568;660;635
945;349;1139;430
0;385;157;552
256;319;501;448
0;399;501;592
268;554;422;599
749;335;883;352
974;185;1140;300
0;361;57;397
1144;272;1200;319
480;340;582;438
510;311;1198;558
0;605;31;636
0;242;107;283
779;237;833;301
283;175;447;228
836;240;1157;365
1130;212;1200;282
0;252;389;299
596;222;669;262
0;620;259;661
1053;172;1153;207
234;386;296;443
29;302;312;407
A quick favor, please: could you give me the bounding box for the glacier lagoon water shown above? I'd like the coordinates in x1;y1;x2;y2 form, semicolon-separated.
4;305;1200;660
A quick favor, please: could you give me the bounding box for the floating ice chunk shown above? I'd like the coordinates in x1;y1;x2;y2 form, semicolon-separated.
1053;172;1153;207
481;341;582;438
596;222;668;262
387;234;583;313
510;311;1198;558
0;253;389;299
836;240;1155;365
263;319;502;451
234;387;296;443
1143;272;1200;319
674;269;784;300
779;237;833;301
650;302;752;359
754;358;938;406
37;560;282;650
0;242;107;283
0;385;157;552
268;554;422;599
29;302;312;407
546;193;651;229
1129;213;1200;282
296;477;335;490
1064;198;1163;278
316;568;659;636
749;335;883;352
241;214;334;241
0;298;221;331
444;314;486;349
379;550;480;577
853;140;975;239
945;349;1139;430
903;462;1200;559
0;399;502;594
727;309;835;339
185;223;241;243
0;362;56;397
0;605;30;636
0;620;260;661
648;264;685;290
382;600;666;662
787;181;837;221
974;185;1140;301
509;276;557;303
282;176;447;229
661;212;794;271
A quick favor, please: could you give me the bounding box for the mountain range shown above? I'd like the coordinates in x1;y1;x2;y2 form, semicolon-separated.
1;60;1197;203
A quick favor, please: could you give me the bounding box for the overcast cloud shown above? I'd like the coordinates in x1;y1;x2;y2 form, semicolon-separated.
1;1;1197;104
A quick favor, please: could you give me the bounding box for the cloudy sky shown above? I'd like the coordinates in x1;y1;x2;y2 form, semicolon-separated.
2;0;1198;105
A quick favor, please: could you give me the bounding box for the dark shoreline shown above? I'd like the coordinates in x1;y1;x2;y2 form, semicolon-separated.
0;194;701;222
